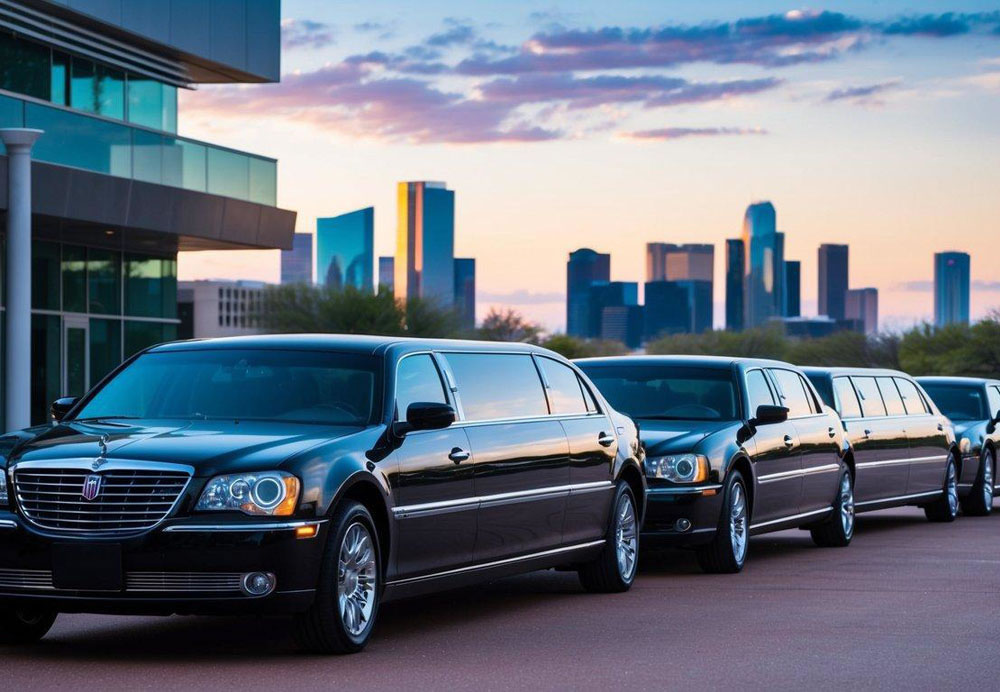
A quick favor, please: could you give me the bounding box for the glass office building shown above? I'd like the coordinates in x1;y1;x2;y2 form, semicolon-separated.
566;248;610;337
0;1;293;428
396;182;454;307
378;256;395;295
818;244;849;321
741;202;784;329
281;233;313;284
783;260;801;318
725;238;744;331
934;252;971;327
454;257;476;331
317;208;374;291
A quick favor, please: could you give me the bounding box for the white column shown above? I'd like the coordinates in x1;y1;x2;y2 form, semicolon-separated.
1;128;43;431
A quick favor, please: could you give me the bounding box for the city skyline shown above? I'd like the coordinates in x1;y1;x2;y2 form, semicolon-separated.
177;1;1000;331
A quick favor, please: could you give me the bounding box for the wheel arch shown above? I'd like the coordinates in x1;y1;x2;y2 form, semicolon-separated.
727;454;755;520
332;474;393;577
617;461;646;524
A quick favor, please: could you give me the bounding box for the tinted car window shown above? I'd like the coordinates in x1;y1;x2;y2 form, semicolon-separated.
852;377;887;417
75;349;378;425
537;357;588;415
770;368;813;418
877;377;906;416
806;374;834;409
833;377;863;418
894;378;928;415
922;384;987;420
446;353;548;420
746;369;775;411
395;354;447;422
987;386;1000;419
580;365;738;421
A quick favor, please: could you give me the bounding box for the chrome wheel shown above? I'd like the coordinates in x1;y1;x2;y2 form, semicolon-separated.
840;473;855;538
946;461;959;517
729;482;748;563
983;453;994;507
615;493;638;581
337;522;377;637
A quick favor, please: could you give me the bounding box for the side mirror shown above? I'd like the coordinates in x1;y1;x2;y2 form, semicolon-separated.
751;404;789;427
988;409;1000;434
394;402;456;436
50;396;80;423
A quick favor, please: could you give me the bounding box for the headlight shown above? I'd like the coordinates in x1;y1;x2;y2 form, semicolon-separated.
959;437;972;455
196;471;300;516
644;454;710;483
0;470;7;506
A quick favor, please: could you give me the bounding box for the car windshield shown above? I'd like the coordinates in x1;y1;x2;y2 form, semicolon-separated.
73;349;380;426
581;364;739;421
921;384;986;421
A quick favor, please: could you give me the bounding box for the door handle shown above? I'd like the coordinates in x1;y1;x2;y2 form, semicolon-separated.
448;447;470;464
937;423;944;432
828;427;836;439
598;432;616;448
783;435;794;448
863;429;872;439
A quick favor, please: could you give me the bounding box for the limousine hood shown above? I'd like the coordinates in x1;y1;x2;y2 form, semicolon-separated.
639;419;733;456
1;420;367;475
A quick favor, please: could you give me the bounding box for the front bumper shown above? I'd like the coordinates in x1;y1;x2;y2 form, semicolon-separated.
641;484;724;548
0;512;326;615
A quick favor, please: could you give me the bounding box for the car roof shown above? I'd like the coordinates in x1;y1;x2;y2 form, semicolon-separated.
800;366;913;379
915;375;1000;387
575;354;794;369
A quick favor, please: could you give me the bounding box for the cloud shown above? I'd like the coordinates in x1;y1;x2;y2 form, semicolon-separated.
426;19;476;47
883;13;971;37
479;290;565;304
825;80;901;103
622;127;767;141
974;280;1000;292
281;18;335;50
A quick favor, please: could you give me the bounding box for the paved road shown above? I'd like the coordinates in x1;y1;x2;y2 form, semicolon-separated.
4;506;999;691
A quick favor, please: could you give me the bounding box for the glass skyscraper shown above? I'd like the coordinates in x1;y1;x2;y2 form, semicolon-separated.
589;281;638;339
741;202;784;328
783;260;801;318
396;182;454;307
645;280;713;339
566;248;610;337
378;256;395;295
934;252;971;326
454;258;476;331
818;244;849;321
280;233;313;284
725;238;744;331
646;243;714;282
317;208;374;291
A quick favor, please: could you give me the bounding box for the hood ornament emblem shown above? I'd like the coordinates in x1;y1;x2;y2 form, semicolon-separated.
92;434;110;470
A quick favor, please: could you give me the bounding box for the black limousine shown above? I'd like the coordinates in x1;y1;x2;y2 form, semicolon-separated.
0;336;645;653
578;356;854;574
803;368;960;522
917;376;1000;516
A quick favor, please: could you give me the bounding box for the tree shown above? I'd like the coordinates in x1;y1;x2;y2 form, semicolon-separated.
477;307;541;343
541;334;628;359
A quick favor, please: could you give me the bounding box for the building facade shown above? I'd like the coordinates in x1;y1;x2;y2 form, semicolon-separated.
589;281;637;340
378;256;394;295
566;248;610;337
317;207;374;291
454;257;476;331
0;0;294;428
600;305;644;349
178;279;265;339
817;244;849;321
845;287;879;335
725;237;744;331
395;181;454;307
645;280;712;339
934;251;971;327
646;242;714;282
280;232;313;284
741;202;784;328
783;260;801;318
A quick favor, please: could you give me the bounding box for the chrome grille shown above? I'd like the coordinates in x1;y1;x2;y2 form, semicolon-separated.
125;572;244;593
14;468;191;534
0;568;54;590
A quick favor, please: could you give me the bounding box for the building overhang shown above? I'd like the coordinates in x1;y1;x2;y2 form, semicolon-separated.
0;155;296;251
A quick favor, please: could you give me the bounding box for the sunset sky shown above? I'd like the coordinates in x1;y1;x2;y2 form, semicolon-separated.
177;1;1000;332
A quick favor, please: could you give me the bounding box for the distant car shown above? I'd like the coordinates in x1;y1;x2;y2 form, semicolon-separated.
802;368;960;522
0;336;645;653
577;356;854;574
916;376;1000;516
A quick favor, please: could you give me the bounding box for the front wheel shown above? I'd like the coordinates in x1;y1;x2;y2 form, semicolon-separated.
695;470;748;574
294;501;381;654
924;455;959;523
578;481;638;593
810;468;854;547
0;606;57;645
960;449;994;517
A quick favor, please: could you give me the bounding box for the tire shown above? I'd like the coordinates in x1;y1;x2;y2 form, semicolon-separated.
578;481;638;593
924;455;960;523
960;449;994;517
695;470;748;574
294;501;381;654
0;606;57;645
810;467;855;547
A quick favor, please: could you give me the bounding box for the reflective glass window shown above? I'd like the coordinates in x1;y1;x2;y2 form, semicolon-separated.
0;93;24;128
988;387;1000;419
125;255;177;318
31;240;60;310
249;156;277;205
894;378;929;416
126;77;163;130
132;129;163;184
207;147;249;200
0;31;50;100
581;364;738;421
769;368;813;418
89;318;121;384
96;65;124;119
833;377;862;418
745;369;775;411
88;248;121;315
394;354;447;421
877;377;906;416
26;103;132;177
445;353;548;421
62;245;87;313
922;384;986;420
51;51;69;105
30;314;61;426
537;357;588;415
70;57;97;112
163;85;177;133
852;377;887;417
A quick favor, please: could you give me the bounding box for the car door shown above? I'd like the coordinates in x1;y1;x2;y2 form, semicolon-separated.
850;376;909;505
744;367;802;526
535;355;616;546
390;353;478;580
772;368;841;515
894;377;950;497
443;352;571;563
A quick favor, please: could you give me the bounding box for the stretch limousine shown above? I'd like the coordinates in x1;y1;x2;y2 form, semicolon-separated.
0;336;645;654
803;368;959;522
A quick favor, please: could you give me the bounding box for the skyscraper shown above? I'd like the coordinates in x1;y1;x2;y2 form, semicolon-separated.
396;181;455;307
646;243;714;282
280;233;313;285
934;252;971;326
454;258;476;331
725;238;744;331
600;305;644;349
589;281;638;339
316;208;374;291
378;256;395;295
845;288;879;334
566;249;611;337
645;280;713;339
818;244;849;321
742;202;784;328
783;260;801;317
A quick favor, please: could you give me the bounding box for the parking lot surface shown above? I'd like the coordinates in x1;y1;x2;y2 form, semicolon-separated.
4;506;998;691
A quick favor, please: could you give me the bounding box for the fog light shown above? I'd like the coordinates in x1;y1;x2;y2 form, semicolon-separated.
241;572;276;596
674;518;692;532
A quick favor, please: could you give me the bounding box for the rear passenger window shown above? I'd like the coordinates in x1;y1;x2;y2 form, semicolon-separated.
988;386;1000;418
395;354;447;421
895;378;929;415
770;369;813;418
853;377;887;417
745;369;775;411
537;357;588;415
877;377;906;416
833;377;862;418
446;353;548;421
